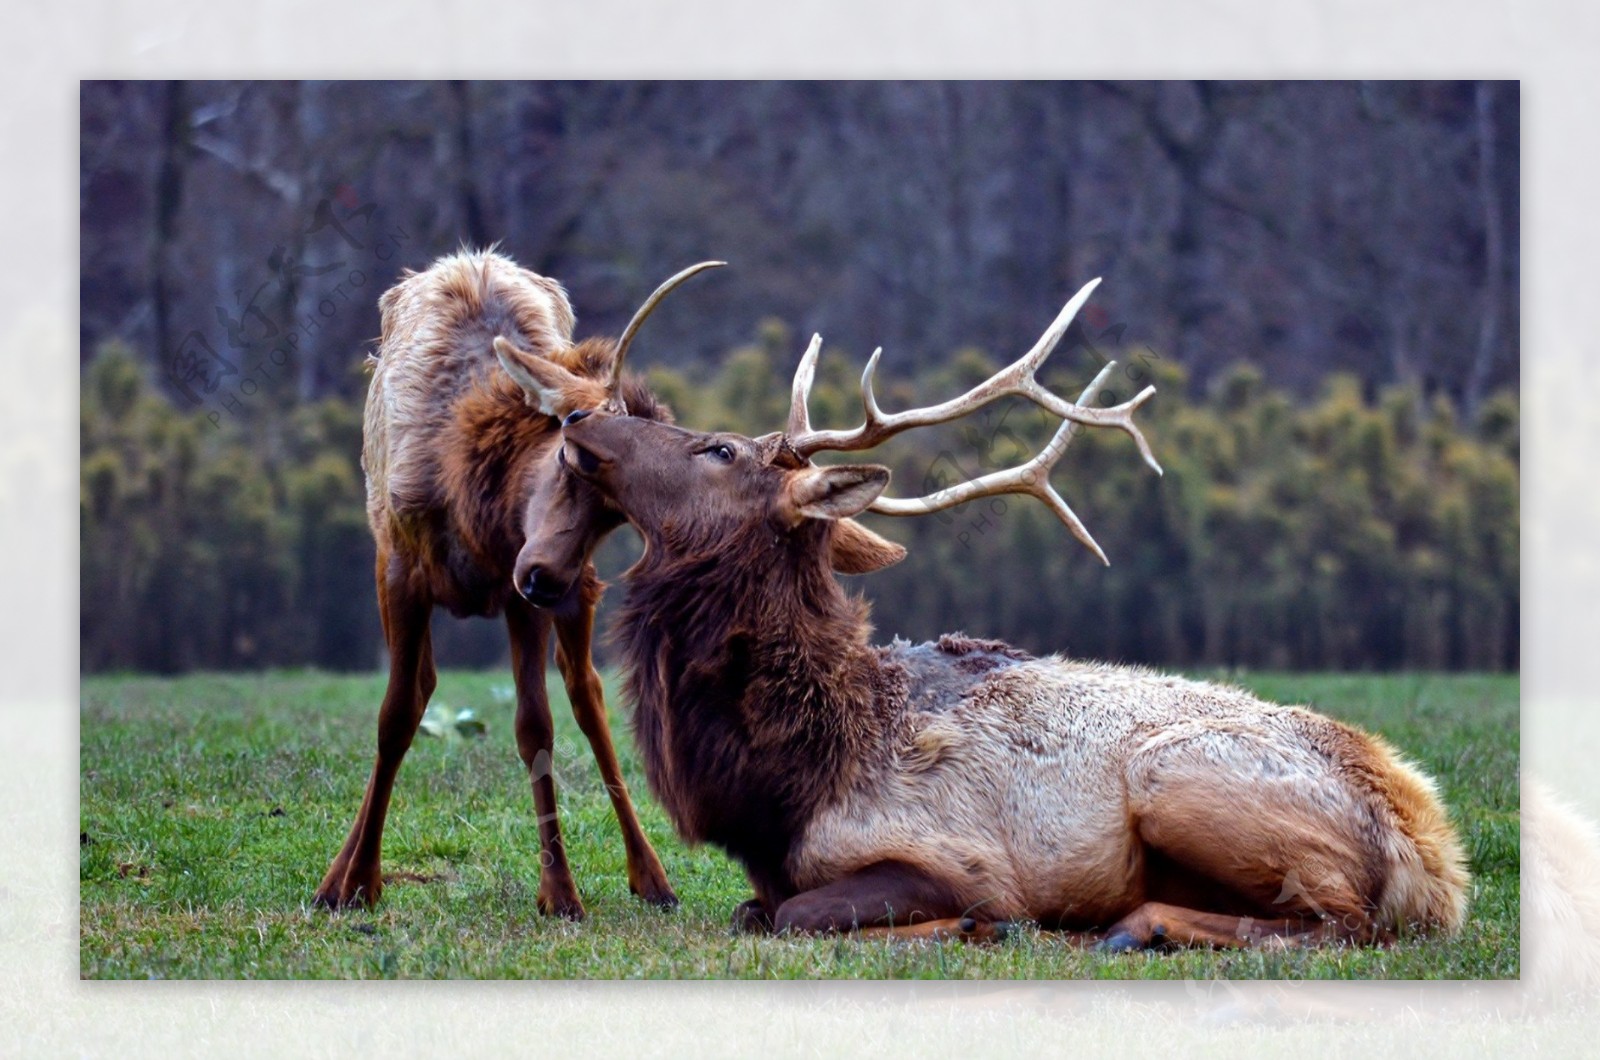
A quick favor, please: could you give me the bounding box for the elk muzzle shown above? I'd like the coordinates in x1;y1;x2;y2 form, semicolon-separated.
513;520;586;610
517;563;570;609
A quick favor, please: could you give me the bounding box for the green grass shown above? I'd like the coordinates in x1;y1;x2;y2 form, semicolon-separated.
79;669;1519;979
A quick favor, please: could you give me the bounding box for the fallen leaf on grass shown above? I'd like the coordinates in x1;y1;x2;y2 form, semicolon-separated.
418;704;487;741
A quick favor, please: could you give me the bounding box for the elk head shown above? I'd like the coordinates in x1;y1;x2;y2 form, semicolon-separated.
496;262;907;609
553;277;1163;573
493;261;721;608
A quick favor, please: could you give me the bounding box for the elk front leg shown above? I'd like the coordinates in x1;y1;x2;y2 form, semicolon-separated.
506;598;585;919
314;566;435;909
772;860;973;936
852;918;1011;942
553;580;677;908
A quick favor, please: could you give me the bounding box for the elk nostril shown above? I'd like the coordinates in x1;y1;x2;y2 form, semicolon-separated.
520;566;567;607
563;409;592;427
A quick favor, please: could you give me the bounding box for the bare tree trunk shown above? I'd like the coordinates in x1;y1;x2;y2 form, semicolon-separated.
1098;81;1226;384
451;80;490;248
151;80;186;386
1465;80;1504;419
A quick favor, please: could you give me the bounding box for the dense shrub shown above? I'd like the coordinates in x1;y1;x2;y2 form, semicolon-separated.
81;337;1517;673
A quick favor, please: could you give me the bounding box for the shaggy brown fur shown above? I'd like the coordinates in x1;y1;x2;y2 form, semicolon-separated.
553;410;1469;946
314;249;676;916
617;511;896;907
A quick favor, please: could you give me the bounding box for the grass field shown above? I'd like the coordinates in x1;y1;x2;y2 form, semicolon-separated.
79;669;1519;979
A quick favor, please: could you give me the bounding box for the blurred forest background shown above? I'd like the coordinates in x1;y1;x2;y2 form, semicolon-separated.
79;81;1519;674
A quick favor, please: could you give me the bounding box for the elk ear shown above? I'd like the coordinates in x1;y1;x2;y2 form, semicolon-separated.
780;464;891;525
494;336;592;418
828;518;908;574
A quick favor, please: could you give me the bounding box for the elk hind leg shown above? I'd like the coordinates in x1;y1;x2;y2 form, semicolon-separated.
314;564;435;909
1112;732;1391;950
506;598;585;919
1097;901;1375;952
553;578;676;907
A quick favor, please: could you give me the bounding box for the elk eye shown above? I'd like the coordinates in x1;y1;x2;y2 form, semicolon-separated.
702;443;735;464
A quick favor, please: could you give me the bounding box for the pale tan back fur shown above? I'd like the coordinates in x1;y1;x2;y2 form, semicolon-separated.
791;658;1469;935
363;249;576;536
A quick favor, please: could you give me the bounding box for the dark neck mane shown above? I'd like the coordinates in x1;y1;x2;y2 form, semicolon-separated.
616;518;893;896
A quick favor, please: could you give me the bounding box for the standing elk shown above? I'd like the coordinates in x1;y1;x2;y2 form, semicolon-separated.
314;249;901;915
311;249;718;915
526;279;1470;948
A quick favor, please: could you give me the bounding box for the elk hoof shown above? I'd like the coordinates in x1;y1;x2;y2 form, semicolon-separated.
313;866;382;910
954;918;1014;943
312;888;379;911
627;853;679;909
731;898;773;934
1095;930;1142;954
537;889;587;921
633;884;680;910
544;900;587;921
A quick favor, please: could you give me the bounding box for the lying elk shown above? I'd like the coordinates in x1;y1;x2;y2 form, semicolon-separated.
530;279;1470;947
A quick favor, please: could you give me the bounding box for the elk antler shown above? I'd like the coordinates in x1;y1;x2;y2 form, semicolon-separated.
782;278;1163;565
609;260;727;390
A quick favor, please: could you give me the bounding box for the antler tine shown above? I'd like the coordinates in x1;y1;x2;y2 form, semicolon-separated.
778;278;1162;562
608;260;726;390
869;361;1122;564
784;278;1162;476
859;346;886;422
781;337;887;453
787;333;823;438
